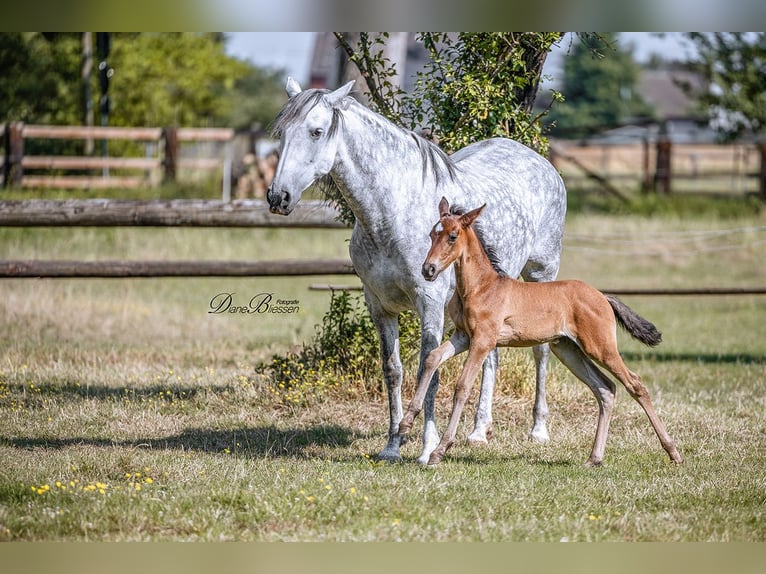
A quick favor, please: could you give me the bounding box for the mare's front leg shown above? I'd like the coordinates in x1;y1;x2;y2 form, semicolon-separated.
411;303;449;465
368;303;405;462
467;348;498;445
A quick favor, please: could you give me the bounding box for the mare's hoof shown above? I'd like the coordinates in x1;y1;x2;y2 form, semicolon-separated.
376;450;403;464
528;427;550;444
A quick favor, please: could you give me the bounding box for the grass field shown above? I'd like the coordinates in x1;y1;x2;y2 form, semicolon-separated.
1;201;765;541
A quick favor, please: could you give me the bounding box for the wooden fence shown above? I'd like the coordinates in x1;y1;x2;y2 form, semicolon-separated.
0;199;356;278
550;139;766;200
0;198;763;297
1;123;234;199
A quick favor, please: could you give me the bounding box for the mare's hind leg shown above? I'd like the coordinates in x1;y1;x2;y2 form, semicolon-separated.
592;348;683;464
467;347;498;445
529;344;551;443
522;259;560;443
549;338;616;466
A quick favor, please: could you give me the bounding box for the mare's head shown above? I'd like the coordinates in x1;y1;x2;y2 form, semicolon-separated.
267;77;355;215
422;197;485;281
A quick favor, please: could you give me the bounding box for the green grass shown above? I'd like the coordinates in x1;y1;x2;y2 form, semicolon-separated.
1;204;765;541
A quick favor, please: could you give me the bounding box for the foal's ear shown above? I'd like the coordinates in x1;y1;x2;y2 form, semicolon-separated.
325;80;355;108
461;204;486;228
285;77;302;98
438;196;451;218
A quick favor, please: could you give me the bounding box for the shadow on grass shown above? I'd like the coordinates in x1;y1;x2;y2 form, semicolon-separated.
1;424;368;459
622;351;766;365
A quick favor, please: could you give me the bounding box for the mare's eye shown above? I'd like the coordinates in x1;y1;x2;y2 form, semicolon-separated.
310;127;324;139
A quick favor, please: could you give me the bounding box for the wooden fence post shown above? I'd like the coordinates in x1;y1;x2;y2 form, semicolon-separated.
758;141;766;202
641;137;652;194
654;136;672;194
163;127;178;183
4;122;25;187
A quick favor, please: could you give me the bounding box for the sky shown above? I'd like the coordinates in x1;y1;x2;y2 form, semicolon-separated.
225;32;693;87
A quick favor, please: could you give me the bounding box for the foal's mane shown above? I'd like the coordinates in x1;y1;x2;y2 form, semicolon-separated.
270;87;458;194
448;205;509;277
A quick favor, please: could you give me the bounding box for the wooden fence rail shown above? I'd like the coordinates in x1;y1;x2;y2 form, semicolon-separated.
2;123;234;199
0;199;346;228
0;199;353;279
0;259;355;278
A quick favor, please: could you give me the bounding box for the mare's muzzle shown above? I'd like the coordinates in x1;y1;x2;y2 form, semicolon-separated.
267;186;292;215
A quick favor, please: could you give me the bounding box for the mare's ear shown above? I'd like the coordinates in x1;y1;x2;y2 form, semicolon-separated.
461;204;486;228
325;80;355;108
285;77;302;98
438;196;451;218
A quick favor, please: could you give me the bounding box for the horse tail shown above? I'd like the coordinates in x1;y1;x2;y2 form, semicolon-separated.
604;294;662;347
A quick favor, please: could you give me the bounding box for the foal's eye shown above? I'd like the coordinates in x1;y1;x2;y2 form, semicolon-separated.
310;127;324;139
447;232;458;243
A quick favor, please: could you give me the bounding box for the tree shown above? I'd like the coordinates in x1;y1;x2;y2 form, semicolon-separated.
0;33;285;131
0;33;82;125
682;33;766;141
336;32;564;155
108;33;249;128
546;33;653;139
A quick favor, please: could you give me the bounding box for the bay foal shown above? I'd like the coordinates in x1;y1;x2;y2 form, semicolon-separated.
398;198;682;467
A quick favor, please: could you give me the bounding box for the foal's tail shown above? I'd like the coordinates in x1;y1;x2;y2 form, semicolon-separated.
604;294;662;347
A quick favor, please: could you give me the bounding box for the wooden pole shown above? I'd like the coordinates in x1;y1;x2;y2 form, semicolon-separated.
82;32;94;156
654;128;672;195
0;199;347;228
6;122;24;187
0;258;355;278
759;141;766;202
163;127;178;183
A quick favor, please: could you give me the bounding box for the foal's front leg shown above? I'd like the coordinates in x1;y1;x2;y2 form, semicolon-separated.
427;337;494;467
398;330;469;438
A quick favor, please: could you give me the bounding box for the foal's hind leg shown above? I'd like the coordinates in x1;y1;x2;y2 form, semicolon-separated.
550;338;616;466
595;350;683;464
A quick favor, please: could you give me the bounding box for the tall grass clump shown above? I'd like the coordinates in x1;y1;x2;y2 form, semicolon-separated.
256;289;421;405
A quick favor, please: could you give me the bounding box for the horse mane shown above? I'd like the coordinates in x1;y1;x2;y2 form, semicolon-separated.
270;89;344;140
449;205;509;278
270;87;458;194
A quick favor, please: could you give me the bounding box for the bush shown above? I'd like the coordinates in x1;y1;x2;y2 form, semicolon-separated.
256;289;421;405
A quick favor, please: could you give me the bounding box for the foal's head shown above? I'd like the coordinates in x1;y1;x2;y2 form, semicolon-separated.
422;197;485;281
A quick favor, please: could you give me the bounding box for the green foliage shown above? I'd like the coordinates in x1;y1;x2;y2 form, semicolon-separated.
0;33;284;131
109;33;248;127
410;32;563;154
682;33;766;141
547;33;654;139
0;33;83;125
257;290;421;405
337;32;563;155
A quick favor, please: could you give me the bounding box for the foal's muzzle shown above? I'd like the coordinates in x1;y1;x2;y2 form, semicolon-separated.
422;262;437;281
